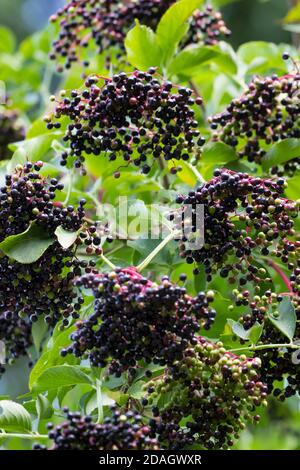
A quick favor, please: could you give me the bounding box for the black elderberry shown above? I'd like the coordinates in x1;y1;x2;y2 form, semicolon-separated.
64;267;216;375
0;163;95;330
49;1;231;71
145;338;266;450
49;70;203;174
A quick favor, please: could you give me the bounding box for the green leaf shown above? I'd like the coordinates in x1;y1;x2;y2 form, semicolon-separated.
86;388;116;415
168;160;197;187
261;139;300;170
267;298;296;341
285;174;300;200
32;317;48;355
0;400;32;433
10;132;63;163
0;27;16;53
0;222;54;264
201;141;238;164
36;395;53;421
32;365;93;394
125;21;162;70
212;0;239;5
29;325;77;390
156;0;205;66
248;324;264;345
237;41;285;75
6;147;27;173
227;320;263;344
55;226;78;250
167;45;220;77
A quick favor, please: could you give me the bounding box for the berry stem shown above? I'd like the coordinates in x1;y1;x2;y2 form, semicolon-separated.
63;169;74;205
229;342;299;353
186;162;206;184
267;259;293;293
100;253;116;270
136;231;177;273
0;432;48;440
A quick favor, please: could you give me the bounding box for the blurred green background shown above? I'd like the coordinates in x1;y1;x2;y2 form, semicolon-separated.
0;0;299;451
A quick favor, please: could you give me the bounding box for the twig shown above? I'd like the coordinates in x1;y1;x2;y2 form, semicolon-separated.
229;342;299;353
268;259;293;293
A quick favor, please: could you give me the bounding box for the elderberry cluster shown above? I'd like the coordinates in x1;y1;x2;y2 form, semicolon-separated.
34;407;160;450
145;338;267;450
0;310;32;375
231;290;300;400
48;70;204;174
50;0;174;71
62;267;216;376
209;73;300;170
49;1;231;71
0;163;88;325
174;169;299;288
0;109;25;161
182;5;231;48
0;162;84;240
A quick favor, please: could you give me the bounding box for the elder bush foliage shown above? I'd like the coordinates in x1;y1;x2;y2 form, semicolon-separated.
0;0;299;451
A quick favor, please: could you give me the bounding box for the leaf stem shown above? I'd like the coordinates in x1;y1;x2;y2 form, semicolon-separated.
100;253;117;270
186;162;206;184
136;231;177;273
229;342;299;354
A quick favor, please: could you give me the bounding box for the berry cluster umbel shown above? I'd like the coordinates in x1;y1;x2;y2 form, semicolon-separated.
209;73;300;169
175;169;299;288
0;109;25;161
183;5;231;48
62;267;216;376
48;69;204;175
34;407;160;450
0;163;88;326
0;162;84;240
49;1;230;71
146;337;266;450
